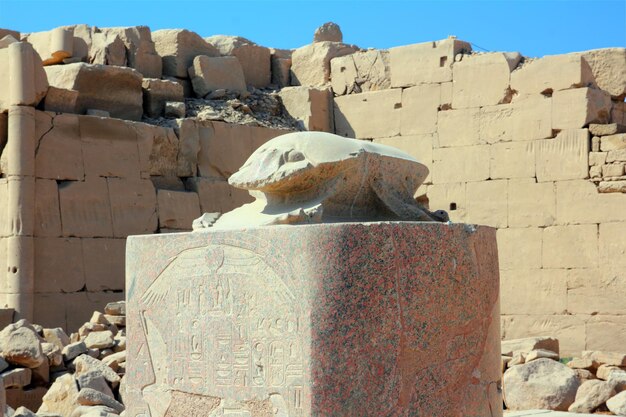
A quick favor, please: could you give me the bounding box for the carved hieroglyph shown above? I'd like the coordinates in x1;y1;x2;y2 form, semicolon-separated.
126;223;502;417
196;132;447;229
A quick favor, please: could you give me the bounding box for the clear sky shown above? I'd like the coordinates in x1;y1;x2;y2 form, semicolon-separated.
0;0;624;58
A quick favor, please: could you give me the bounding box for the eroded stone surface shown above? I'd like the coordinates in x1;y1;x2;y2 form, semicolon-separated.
126;222;500;417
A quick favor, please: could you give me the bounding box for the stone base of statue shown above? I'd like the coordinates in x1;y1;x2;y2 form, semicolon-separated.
125;222;502;417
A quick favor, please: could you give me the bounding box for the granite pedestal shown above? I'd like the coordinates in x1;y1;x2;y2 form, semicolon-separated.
125;222;501;417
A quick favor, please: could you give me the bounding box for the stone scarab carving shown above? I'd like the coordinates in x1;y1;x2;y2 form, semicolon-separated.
196;131;448;229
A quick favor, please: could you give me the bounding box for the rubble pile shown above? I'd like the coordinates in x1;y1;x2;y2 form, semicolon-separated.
502;336;626;415
0;302;127;417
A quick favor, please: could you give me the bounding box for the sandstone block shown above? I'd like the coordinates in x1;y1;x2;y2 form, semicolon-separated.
503;358;579;411
590;123;626;136
62;341;87;362
466;180;508;228
511;54;594;97
480;95;553;143
290;41;359;87
425;182;466;222
597;364;622;380
83;331;114;350
76;371;114;398
400;83;440;136
584;350;626;367
586;315;626;353
136;124;180;177
153;29;219;78
107;178;158;237
500;269;567;315
501;315;585;356
44;63;143;121
330;49;390;95
74;354;120;387
104;301;125;316
279;86;333;132
612;101;626;124
0;320;45;368
569;379;615;413
490;141;536;179
501;337;560;357
602;163;624;177
188;55;247;98
185;177;253;214
156;190;200;230
43;328;70;351
2;368;32;388
172;118;200;177
508;179;555;227
578;48;626;98
334;89;401;139
76;388;124;413
535;129;589;182
34;237;84;293
609;370;626;392
205;35;271;87
41;86;79;114
589;151;607;166
600;133;626;151
607;148;626;162
452;52;521;108
497;227;542;270
372;134;434;185
607;391;626;416
543;224;598;268
270;49;291;87
389;38;471;87
142;78;184;118
314;22;342;43
96;26;162;78
526;349;559;362
58;178;113;237
552;87;612;129
89;31;127;67
432;145;490;183
35;179;62;237
38;373;80;416
34;112;84;181
82;239;125;292
6;387;47;413
556;179;626;224
437;107;480;147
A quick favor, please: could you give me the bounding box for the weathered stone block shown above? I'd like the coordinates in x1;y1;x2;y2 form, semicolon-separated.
497;228;542;270
437;107;480;147
590;123;626;137
556;179;626;224
205;35;271;88
508;179;555;228
490;141;535;179
35;179;62;237
185;177;253;214
578;48;626;99
156;190;200;230
543;224;598;269
432;145;490;183
41;86;79;114
34;237;84;293
511;54;594;97
479;95;552;143
330;49;390;95
153;29;219;78
500;269;567;315
173;118;200;177
271;48;291;87
107;178;158;237
466;180;508;228
535;129;589;182
136;124;180;178
400;83;440;136
44;63;144;121
96;26;162;78
142;78;184;118
58;177;113;238
589;151;608;166
600;133;626;151
389;38;471;87
126;223;500;417
552;87;612;129
189;55;247;98
372;134;434;185
425;182;466;222
452;52;521;108
602;163;624;177
290;41;359;87
279;86;333;132
35;112;84;181
334;89;401;139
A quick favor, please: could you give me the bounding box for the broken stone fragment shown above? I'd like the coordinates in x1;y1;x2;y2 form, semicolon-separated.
38;373;80;417
74;354;121;388
42;342;63;367
188;55;247;98
290;41;359;87
568;357;594;370
568;379;616;413
597;364;623;380
501;336;560;357
70;405;119;417
62;341;88;362
153;29;219;78
95;25;162;78
609;369;626;392
330;49;390;95
1;367;32;388
583;350;626;367
0;319;46;368
164;101;185;119
89;312;110;326
142;78;184;117
43;328;71;351
103;302;125;316
525;348;559;362
607;391;626;416
205;35;271;87
589;123;626;136
77;388;124;413
76;370;114;398
313;22;343;43
103;315;125;328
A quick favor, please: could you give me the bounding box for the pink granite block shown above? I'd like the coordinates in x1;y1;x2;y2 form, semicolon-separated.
125;222;501;417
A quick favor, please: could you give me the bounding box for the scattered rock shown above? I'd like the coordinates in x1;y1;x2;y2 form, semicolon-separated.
501;336;559;357
0;320;46;368
526;349;559;362
103;302;125;317
607;390;626;416
1;368;32;388
43;328;71;351
74;355;121;388
610;369;626;392
62;342;88;362
76;371;114;398
77;388;124;413
568;379;615;413
38;373;80;416
597;364;623;380
83;331;115;350
567;357;594;370
188;55;247;98
13;406;37;417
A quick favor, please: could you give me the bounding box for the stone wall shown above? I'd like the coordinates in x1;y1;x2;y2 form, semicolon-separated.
0;24;624;354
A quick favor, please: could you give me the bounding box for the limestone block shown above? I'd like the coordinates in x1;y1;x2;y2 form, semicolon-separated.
432;145;490;183
188;55;247;98
153;29;219;78
497;227;542;270
142;78;184;118
586;315;626;353
590;123;626;136
552;87;612;129
34;112;84;181
81;239;126;292
96;26;162;78
156;190;200;230
186;177;252;214
389;38;471;87
556;179;626;224
452;52;521;108
511;54;594;97
197;121;289;179
107;178;158;237
490;141;535;179
600;133;626;151
41;86;79;114
425;182;466;222
58;178;113;237
80;116;141;179
126;223;500;417
173;118;200;177
567;268;626;315
400;83;440;136
290;41;359;87
334;89;401;139
205;35;271;87
500;269;567;315
34;237;84;292
278;86;333;132
44;63;143;121
578;48;626;98
465;180;508;228
543;224;598;269
479;95;552;143
330;49;390;95
373;134;434;185
270;48;291;87
508;179;555;227
535;129;589;182
25;27;73;65
437;107;480;147
35;179;62;237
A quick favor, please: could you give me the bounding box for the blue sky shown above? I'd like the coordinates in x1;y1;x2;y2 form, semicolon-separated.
0;0;624;57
